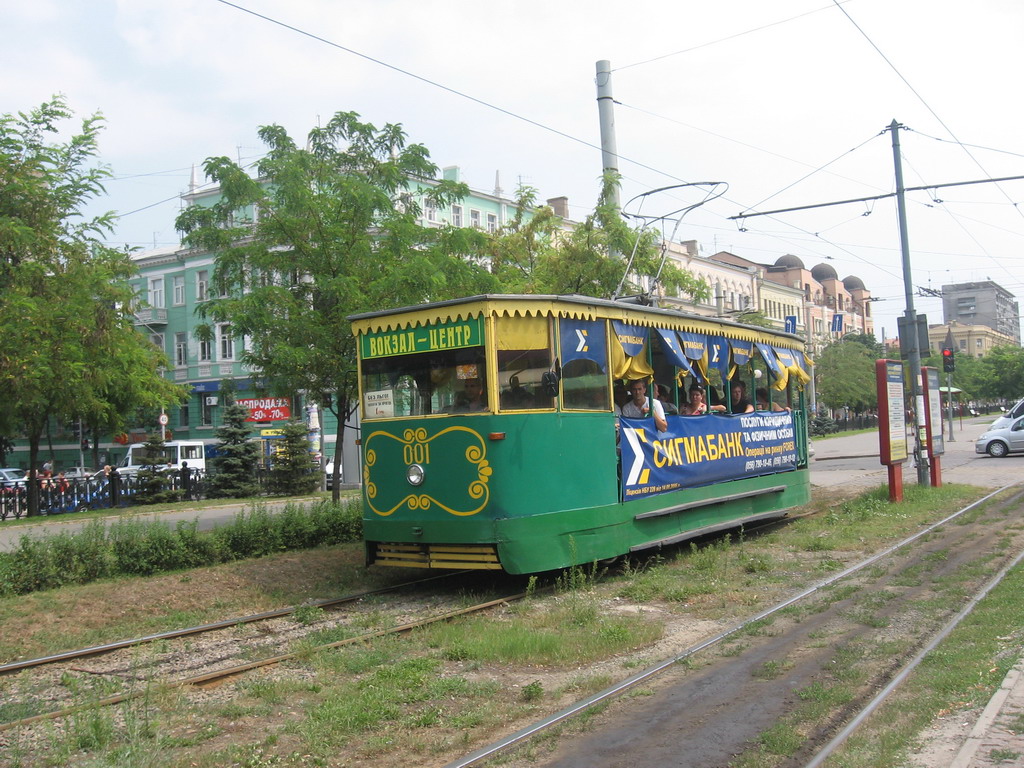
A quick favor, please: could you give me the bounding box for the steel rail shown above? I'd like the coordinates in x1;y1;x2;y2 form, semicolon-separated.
803;530;1024;767
0;590;529;733
0;570;466;675
444;483;1022;768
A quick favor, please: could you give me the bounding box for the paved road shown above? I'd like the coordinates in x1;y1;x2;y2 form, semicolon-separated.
811;414;1016;492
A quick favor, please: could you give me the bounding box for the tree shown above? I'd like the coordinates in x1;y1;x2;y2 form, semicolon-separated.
485;176;709;302
205;400;260;499
176;112;498;500
267;420;319;496
976;346;1024;402
133;432;181;506
814;338;878;413
0;98;186;515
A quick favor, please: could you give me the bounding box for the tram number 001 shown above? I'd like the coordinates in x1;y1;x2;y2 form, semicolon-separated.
404;444;430;464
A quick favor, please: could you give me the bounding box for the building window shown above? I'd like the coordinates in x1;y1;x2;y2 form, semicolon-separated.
198;336;212;362
959;339;967;350
451;205;463;227
486;212;498;233
976;338;983;349
148;277;164;308
178;405;190;428
196;270;208;302
470;209;481;229
219;324;234;361
201;396;214;426
424;198;437;222
150;333;165;352
175;332;187;367
172;275;185;305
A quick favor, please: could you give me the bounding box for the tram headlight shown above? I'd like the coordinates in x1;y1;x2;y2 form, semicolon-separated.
406;464;425;486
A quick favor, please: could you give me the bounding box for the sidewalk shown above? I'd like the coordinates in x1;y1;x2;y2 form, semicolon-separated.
946;658;1024;767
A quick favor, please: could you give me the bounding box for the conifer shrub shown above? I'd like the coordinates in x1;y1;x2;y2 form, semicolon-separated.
206;400;261;499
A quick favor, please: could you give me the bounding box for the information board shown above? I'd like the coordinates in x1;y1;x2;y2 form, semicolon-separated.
876;359;907;465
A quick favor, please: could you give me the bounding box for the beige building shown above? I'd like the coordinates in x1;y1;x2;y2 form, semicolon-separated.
928;321;1017;359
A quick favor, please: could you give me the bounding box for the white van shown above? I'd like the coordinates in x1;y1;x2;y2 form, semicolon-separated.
117;440;207;476
988;397;1024;431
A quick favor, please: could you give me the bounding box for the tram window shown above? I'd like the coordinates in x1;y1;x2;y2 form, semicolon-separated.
497;315;553;411
560;317;610;410
361;348;487;418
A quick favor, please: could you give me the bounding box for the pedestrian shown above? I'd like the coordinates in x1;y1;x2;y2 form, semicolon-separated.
180;461;192;501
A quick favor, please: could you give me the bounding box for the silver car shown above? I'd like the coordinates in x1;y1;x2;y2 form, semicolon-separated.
975;416;1024;458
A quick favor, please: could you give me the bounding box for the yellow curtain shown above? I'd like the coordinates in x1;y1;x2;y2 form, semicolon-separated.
497;315;549;350
611;336;654;381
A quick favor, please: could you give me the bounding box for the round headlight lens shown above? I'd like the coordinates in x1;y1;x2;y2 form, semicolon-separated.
407;464;425;486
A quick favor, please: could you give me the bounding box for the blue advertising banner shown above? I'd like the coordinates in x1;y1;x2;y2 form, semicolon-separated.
619;412;798;499
707;335;732;381
612;320;648;358
559;317;607;372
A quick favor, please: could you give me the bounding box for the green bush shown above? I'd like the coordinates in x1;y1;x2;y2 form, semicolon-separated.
0;499;363;596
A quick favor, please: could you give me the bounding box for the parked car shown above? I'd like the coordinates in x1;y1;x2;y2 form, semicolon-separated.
61;467;95;480
975;417;1024;458
325;461;343;490
988;397;1024;431
0;468;26;488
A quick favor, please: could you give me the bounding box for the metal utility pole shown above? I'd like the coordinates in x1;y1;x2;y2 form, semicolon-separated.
890;120;929;486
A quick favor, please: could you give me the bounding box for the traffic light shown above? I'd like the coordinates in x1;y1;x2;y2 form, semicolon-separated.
942;347;955;373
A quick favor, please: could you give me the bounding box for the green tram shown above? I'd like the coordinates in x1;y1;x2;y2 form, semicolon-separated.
350;294;813;574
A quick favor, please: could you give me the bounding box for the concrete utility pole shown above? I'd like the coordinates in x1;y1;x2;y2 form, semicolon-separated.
889;120;929;486
595;60;620;213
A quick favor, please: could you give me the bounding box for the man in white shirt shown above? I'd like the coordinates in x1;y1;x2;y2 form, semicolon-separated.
620;379;667;432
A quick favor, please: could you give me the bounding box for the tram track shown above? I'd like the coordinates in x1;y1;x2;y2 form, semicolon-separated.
0;572;529;734
446;483;1024;767
0;570;465;676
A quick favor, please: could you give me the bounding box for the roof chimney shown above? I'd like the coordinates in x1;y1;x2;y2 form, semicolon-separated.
547;196;569;218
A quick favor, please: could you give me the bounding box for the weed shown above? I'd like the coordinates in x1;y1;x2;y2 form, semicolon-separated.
293;604;326;625
990;748;1021;763
521;680;544;701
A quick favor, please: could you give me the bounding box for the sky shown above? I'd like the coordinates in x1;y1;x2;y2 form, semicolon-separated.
6;0;1024;343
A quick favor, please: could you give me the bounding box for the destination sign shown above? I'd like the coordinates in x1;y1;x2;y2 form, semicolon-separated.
361;317;483;359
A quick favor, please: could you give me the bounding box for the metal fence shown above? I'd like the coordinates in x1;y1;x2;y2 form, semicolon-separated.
0;471;210;522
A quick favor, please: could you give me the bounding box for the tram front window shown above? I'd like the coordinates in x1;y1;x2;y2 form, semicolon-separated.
361;350;488;419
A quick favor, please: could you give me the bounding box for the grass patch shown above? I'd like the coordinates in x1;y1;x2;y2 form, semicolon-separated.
420;593;663;666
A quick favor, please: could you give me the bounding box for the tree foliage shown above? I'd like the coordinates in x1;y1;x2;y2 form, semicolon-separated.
176;112;499;500
0;97;186;514
484;176;709;302
814;338;878;413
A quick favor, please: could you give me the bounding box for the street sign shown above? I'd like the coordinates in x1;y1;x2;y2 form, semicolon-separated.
158;413;169;426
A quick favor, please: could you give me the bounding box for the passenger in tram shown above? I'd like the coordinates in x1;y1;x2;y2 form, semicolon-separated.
682;385;726;415
500;375;533;409
755;387;790;412
656;383;679;415
453;378;487;412
621;379;667;432
729;380;755;414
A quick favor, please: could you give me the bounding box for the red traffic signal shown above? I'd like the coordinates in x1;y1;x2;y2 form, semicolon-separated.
942;347;955;372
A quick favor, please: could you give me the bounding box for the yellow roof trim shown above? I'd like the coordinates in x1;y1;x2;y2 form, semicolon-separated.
349;295;804;350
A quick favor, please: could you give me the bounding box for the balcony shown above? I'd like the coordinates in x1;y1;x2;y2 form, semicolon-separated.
134;307;168;326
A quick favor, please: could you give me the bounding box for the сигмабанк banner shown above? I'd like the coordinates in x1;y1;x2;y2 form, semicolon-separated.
619;412;798;499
